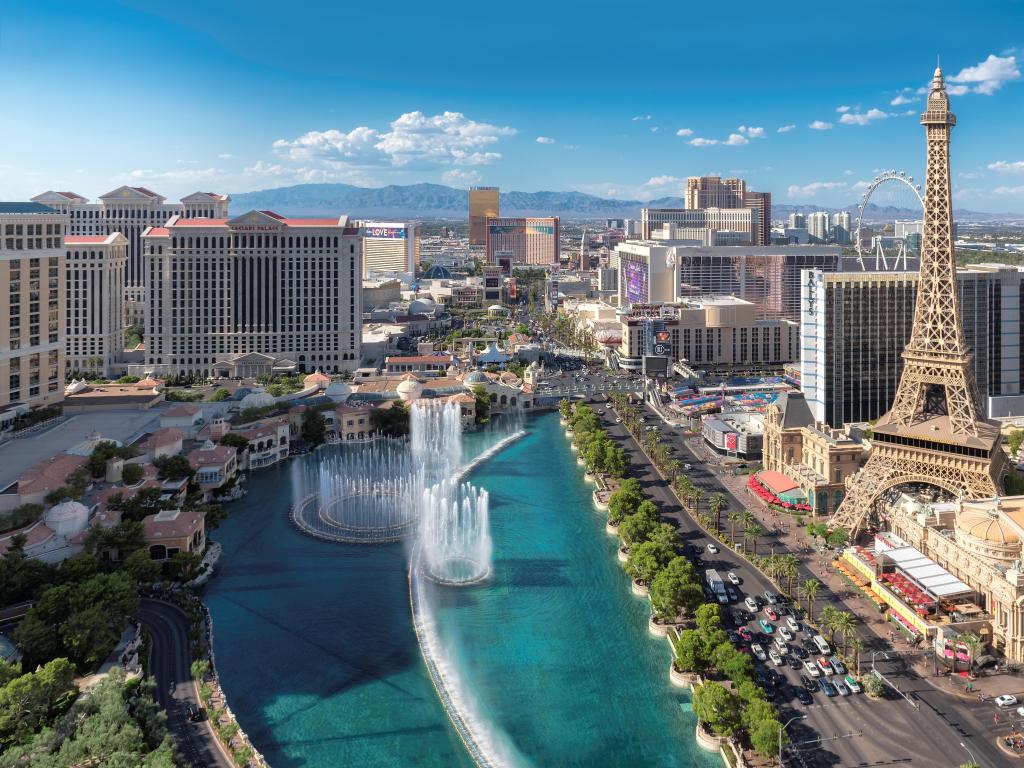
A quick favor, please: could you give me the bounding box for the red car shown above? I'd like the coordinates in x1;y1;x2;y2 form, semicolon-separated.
763;607;779;621
738;627;753;642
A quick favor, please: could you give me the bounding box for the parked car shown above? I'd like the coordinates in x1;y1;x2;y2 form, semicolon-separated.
707;543;719;554
804;660;821;678
738;627;753;642
728;572;741;585
788;656;803;670
769;649;783;666
751;644;767;662
844;675;862;694
774;637;788;653
726;630;740;644
725;586;738;602
833;680;850;696
779;627;793;641
829;658;847;676
186;705;204;722
818;678;837;697
995;694;1019;708
792;645;809;660
763;607;779;621
758;619;774;634
786;617;800;633
800;675;818;692
816;657;833;674
763;591;779;605
744;597;759;612
795;687;813;705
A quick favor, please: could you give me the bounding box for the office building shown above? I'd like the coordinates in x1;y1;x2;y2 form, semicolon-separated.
468;186;499;246
744;191;772;247
807;211;830;243
801;263;1024;427
360;222;418;277
831;211;852;245
65;233;127;377
641;207;753;241
485;217;559;266
140;210;362;377
0;203;67;415
788;213;806;229
33;187;229;325
615;297;798;373
683;177;771;246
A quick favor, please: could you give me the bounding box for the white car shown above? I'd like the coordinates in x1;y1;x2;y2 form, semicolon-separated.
744;597;759;612
615;418;622;423
768;649;783;666
804;660;821;678
707;543;719;554
995;694;1019;708
779;627;793;641
751;644;767;662
833;680;850;697
786;617;800;633
727;572;741;585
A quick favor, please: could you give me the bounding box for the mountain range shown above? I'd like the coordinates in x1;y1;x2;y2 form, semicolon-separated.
229;182;1022;223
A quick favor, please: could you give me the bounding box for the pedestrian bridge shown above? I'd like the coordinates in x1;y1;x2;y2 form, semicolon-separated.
535;380;639;400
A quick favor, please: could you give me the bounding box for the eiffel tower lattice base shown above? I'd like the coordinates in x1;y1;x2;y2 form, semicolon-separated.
830;441;1004;538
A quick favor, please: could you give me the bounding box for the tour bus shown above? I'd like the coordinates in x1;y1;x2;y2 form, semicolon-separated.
811;634;831;655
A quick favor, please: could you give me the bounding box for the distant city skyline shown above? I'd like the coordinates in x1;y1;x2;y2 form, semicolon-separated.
2;1;1023;210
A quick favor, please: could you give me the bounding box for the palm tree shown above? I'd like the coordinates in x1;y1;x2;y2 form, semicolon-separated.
780;554;800;597
690;487;705;515
848;637;865;676
746;522;763;556
832;611;858;655
710;492;728;534
959;632;984;675
728;511;743;544
802;578;821;621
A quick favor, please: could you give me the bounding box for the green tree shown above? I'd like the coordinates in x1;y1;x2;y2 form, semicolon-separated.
718;645;755;684
1009;429;1024;458
709;492;728;534
624;541;674;584
692;681;741;736
746;522;763;556
802;578;821;619
123;549;162;584
370;400;411;436
0;657;76;746
219;432;250;452
300;408;327;446
740;697;779;734
208;387;231;402
695;603;723;633
604;445;628;478
728;511;743;543
471;385;491;424
121;463;143;485
618;510;659;547
749;717;786;758
153;454;194;481
826;528;850;548
169;551;201;581
649;562;701;620
673;630;710;672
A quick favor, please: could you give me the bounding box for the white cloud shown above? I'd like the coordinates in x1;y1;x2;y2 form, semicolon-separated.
836;105;851;113
217;153;234;159
786;181;846;198
128;167;221;182
689;137;719;147
949;54;1020;95
988;160;1024;174
737;125;765;138
844;169;854;176
890;93;919;106
777;124;796;133
838;108;888;126
851;180;872;192
650;126;659;132
993;185;1024;195
441;169;482;188
808;120;832;130
241;160;379;186
273;111;516;169
675;128;694;137
723;133;748;146
535;136;555;144
632;115;652;121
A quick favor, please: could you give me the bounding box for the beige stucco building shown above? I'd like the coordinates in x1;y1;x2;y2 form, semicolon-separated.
65;233;127;377
0;203;67;419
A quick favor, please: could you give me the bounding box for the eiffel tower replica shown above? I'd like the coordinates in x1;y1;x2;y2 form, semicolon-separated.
831;66;1007;538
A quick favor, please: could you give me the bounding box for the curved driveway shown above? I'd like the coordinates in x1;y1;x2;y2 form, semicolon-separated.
593;395;1004;767
137;599;234;768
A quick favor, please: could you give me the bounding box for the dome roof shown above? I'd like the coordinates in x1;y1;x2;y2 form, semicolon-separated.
303;369;330;387
957;505;1019;545
45;499;89;525
409;298;436;315
239;390;276;410
325;380;352;400
422;265;453;279
396;374;423;401
488;304;505;312
464;370;489;384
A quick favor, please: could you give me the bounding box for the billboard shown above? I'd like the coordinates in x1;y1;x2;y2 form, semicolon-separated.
622;260;649;304
642;356;669;376
526;224;554;236
725;433;738;451
489;224;525;236
365;226;407;239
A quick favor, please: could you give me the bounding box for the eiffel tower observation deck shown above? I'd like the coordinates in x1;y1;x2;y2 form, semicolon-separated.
831;66;1007;538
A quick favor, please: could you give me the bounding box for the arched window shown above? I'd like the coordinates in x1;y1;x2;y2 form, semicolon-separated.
149;544;167;560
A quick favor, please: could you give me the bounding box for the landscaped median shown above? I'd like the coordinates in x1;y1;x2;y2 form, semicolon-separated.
559;399;787;765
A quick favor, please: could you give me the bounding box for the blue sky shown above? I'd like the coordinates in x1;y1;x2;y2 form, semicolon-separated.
2;0;1023;210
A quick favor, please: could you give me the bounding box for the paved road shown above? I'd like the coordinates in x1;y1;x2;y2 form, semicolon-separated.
136;599;233;768
591;394;1005;767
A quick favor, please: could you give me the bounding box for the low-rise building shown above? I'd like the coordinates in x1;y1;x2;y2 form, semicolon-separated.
760;391;864;518
187;440;238;495
143;508;205;562
702;412;763;458
237;418;290;469
160;404;204;437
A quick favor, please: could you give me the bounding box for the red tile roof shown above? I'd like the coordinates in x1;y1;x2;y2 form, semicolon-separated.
188;444;235;467
385;354;454;366
145;227;169;237
163;404;202;418
133;187;159;198
758;470;800;495
65;235;114;244
143;509;204;542
18;454;88;496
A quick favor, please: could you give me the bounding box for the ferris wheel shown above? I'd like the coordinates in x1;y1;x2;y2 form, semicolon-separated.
854;170;924;270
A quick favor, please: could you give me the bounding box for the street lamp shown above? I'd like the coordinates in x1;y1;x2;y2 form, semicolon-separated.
779;714;805;766
959;741;977;765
